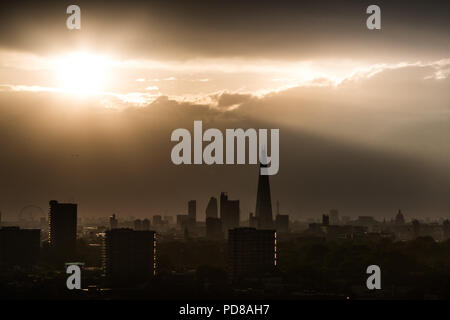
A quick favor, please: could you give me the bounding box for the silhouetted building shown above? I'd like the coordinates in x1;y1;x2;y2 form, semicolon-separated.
134;219;142;231
395;210;405;225
0;227;40;267
255;163;273;229
188;200;196;225
249;213;258;228
275;214;289;233
205;197;218;219
329;209;339;225
109;214;118;229
153;215;163;226
176;214;189;228
48;200;77;260
355;216;377;226
304;223;368;241
228;228;276;281
103;228;156;286
412;219;420;238
206;217;223;240
322;214;329;226
220;192;240;234
142;218;151;231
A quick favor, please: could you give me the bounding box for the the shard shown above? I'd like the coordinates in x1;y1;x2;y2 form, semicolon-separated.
255;149;273;229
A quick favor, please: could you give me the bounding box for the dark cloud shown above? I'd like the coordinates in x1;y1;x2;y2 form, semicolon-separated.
0;0;449;61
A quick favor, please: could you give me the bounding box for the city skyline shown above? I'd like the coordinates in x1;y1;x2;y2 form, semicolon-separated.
2;0;450;305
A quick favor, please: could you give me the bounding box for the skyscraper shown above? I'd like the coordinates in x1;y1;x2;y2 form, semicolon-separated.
48;200;77;260
176;214;189;228
255;164;273;229
228;227;276;282
109;214;118;229
103;228;156;286
188;200;196;225
220;192;240;234
153;215;163;226
205;197;218;219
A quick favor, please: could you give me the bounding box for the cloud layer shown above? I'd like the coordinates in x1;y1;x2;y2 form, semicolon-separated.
1;63;450;220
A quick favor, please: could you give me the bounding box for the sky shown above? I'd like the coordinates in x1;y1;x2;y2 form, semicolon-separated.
0;0;450;221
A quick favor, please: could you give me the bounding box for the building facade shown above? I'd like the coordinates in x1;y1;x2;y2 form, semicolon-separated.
255;164;273;229
103;228;156;286
48;200;77;260
220;192;240;234
228;227;276;282
205;197;218;219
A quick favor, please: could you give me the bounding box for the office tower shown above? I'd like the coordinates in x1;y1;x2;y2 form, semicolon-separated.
220;192;240;234
255;164;273;229
228;227;276;282
322;214;329;226
109;214;118;229
142;218;151;231
275;214;289;233
152;215;163;226
0;227;40;267
205;197;218;219
176;214;189;228
48;200;77;260
103;228;156;286
134;219;142;231
188;200;196;225
206;217;223;240
329;209;339;225
0;211;2;226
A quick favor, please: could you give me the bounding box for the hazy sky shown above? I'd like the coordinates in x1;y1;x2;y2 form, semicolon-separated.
1;0;449;220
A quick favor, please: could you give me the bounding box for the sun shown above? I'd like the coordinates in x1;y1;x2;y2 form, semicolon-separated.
55;51;111;95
